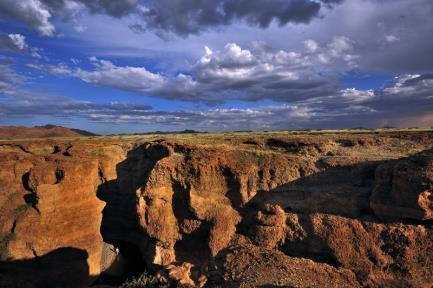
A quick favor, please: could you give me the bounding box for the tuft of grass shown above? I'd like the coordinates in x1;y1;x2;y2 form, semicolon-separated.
120;272;170;288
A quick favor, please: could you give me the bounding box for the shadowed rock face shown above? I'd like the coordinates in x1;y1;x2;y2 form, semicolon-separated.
0;131;432;287
0;247;89;288
371;149;433;221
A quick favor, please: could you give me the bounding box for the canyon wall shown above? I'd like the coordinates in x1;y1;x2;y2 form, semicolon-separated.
0;132;432;287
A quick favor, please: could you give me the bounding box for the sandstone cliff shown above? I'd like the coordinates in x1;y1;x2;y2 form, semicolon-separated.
0;131;432;287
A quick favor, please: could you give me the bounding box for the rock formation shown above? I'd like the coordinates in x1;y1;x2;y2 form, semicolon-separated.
0;131;432;287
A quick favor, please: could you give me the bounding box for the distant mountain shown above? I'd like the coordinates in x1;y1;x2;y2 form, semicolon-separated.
0;125;97;139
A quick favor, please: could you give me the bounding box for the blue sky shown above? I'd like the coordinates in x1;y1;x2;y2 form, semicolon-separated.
1;0;433;134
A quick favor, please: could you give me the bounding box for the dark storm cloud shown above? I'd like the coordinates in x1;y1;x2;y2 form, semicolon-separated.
39;0;138;18
402;74;433;86
320;0;344;4
137;0;340;36
295;74;433;128
0;0;136;35
336;0;433;74
0;0;342;36
372;74;433;112
74;0;138;17
0;0;55;35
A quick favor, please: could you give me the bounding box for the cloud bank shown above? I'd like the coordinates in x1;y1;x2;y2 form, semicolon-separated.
29;40;357;104
0;0;342;37
14;60;433;130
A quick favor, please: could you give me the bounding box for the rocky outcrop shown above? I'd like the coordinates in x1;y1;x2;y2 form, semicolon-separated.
371;148;433;221
0;141;128;287
135;144;313;269
280;212;433;287
1;132;433;287
211;242;361;287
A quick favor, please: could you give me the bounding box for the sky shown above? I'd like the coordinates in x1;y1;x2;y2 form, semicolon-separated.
0;0;433;134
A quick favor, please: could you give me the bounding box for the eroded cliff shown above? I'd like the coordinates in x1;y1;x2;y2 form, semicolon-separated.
0;131;432;287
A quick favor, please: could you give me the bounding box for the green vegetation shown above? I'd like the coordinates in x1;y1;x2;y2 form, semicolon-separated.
11;204;31;215
120;272;170;288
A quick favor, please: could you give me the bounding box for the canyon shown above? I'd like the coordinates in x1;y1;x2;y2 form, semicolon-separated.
0;130;432;287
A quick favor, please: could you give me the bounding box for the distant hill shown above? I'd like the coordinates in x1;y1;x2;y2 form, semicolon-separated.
108;129;207;136
133;129;206;135
0;125;97;139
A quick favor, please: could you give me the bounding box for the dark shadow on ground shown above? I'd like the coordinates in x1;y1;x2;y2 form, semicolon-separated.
240;158;386;267
248;158;384;221
247;148;433;226
0;247;89;288
240;149;433;268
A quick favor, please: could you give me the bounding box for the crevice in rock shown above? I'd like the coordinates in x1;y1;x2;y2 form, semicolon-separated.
52;145;61;154
31;248;38;258
223;167;242;208
23;193;40;214
63;145;73;157
98;166;107;184
243;139;259;145
16;144;32;154
96;143;173;281
21;172;32;192
0;144;33;154
172;181;193;221
22;172;40;214
54;169;64;184
267;138;300;153
10;220;17;234
175;221;212;268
